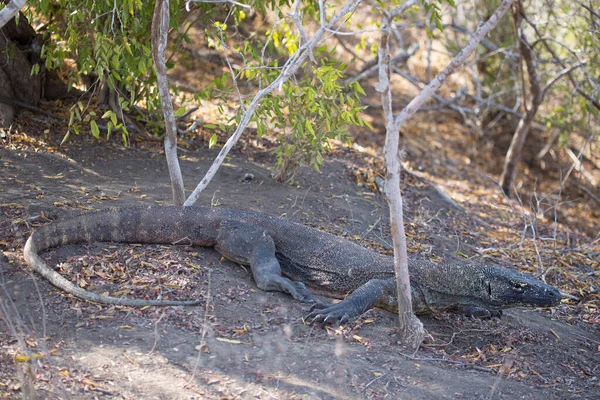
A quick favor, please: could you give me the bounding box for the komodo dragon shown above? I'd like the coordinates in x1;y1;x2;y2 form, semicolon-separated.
24;206;561;323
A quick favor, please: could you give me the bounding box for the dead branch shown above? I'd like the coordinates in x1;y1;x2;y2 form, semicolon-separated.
542;62;587;96
390;0;512;128
389;0;417;18
523;13;600;111
186;0;251;9
335;34;368;63
394;22;502;54
345;44;418;85
561;132;596;188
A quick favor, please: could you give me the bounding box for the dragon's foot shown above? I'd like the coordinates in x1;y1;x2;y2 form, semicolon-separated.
305;301;357;325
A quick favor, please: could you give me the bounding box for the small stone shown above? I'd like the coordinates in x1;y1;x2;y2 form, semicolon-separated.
241;173;255;183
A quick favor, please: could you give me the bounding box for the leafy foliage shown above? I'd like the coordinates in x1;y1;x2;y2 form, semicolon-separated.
253;55;370;181
469;1;597;143
419;0;456;34
539;2;600;145
25;0;370;178
27;0;178;142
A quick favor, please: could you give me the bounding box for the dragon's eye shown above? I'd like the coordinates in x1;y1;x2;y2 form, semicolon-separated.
511;281;527;293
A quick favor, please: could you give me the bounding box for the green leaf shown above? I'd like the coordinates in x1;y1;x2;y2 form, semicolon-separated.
257;121;264;137
305;119;315;135
60;130;71;145
352;82;366;96
209;133;218;148
30;64;40;76
90;120;100;139
174;107;187;117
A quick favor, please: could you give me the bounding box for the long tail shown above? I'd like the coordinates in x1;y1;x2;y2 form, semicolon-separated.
23;208;204;307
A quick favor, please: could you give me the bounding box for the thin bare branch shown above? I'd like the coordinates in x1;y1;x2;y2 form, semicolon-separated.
543;62;587;96
523;14;600;111
561;131;596;188
389;0;417;19
391;0;512;129
394;21;502;53
345;43;417;85
576;0;600;20
290;0;314;63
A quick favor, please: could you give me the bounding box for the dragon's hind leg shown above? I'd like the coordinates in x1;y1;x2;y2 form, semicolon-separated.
215;220;313;302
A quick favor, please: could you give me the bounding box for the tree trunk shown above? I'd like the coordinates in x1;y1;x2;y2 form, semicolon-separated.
0;9;42;127
152;0;186;205
499;0;543;196
379;11;425;352
0;6;69;128
384;151;426;351
499;109;537;195
377;0;512;350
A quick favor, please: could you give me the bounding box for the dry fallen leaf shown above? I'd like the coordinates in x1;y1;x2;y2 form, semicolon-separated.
353;335;365;343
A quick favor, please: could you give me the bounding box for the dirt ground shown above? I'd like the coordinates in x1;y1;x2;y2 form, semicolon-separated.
1;121;599;400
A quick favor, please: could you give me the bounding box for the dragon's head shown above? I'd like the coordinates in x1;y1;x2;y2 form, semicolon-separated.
482;265;561;308
413;262;561;311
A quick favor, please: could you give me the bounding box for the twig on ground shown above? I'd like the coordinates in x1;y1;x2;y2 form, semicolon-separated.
400;353;493;373
148;311;166;355
186;270;212;386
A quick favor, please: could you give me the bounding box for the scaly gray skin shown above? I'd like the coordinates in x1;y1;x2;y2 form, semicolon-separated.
23;206;561;323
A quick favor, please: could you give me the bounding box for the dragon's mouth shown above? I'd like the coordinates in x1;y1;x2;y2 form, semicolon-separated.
498;287;561;307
